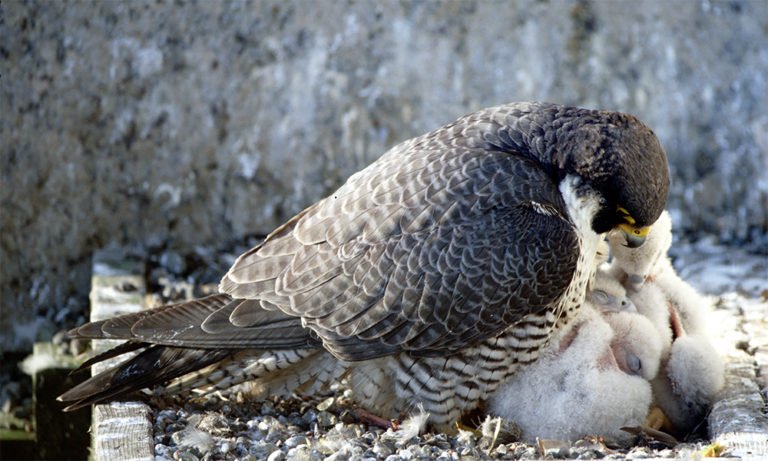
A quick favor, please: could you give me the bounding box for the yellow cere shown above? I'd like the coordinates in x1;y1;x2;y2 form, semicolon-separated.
618;222;650;237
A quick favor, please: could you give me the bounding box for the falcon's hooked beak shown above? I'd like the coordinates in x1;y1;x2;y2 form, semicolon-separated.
618;223;650;248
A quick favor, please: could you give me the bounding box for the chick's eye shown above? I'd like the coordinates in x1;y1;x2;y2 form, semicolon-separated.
627;353;642;374
590;290;611;305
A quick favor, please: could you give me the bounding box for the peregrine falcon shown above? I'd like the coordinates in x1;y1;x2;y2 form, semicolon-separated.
59;102;670;431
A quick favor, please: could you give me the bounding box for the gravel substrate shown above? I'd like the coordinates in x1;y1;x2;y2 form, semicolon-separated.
4;238;766;460
142;239;768;460
149;393;715;461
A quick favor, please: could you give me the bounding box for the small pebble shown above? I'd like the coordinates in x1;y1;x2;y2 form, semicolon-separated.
284;435;309;448
250;441;280;458
173;449;200;461
197;413;231;437
166;422;185;434
316;397;335;411
316;411;336;428
155;444;174;459
261;401;276;416
302;408;318;425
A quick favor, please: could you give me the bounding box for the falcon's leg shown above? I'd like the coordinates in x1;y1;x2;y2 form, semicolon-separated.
354;407;400;430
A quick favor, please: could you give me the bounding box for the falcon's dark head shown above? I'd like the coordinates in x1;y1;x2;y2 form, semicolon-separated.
556;108;670;246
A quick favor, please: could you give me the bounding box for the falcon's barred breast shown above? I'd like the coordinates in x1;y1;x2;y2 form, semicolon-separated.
60;102;670;431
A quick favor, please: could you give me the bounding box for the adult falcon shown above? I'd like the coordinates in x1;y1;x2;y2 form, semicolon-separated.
60;102;669;431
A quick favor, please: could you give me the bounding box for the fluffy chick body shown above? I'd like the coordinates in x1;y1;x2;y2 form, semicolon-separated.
607;211;724;434
486;274;661;442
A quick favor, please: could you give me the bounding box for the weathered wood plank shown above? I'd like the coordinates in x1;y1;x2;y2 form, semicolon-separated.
708;300;768;460
709;351;768;458
89;248;153;461
92;403;153;461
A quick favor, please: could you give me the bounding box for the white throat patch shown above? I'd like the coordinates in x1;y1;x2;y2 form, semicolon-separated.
559;175;602;243
558;175;604;314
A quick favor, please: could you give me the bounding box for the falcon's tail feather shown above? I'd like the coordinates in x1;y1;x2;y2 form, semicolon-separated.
60;344;352;412
58;293;398;414
67;293;320;350
161;348;338;397
59;293;326;409
59;345;233;411
72;340;146;372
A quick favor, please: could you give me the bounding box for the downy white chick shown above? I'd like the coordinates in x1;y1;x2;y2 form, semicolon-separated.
587;269;637;314
588;269;662;381
607;210;712;336
607;210;724;434
650;335;724;433
486;274;661;442
607;212;675;356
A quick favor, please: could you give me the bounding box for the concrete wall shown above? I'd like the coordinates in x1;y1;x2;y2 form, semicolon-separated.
2;0;767;349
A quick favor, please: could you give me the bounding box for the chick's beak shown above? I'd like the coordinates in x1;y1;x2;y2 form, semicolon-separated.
619;223;650;248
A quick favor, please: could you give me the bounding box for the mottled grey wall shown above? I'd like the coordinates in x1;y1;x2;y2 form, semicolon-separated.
2;0;767;350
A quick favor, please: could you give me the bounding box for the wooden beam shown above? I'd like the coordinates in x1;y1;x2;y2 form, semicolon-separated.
89;248;153;461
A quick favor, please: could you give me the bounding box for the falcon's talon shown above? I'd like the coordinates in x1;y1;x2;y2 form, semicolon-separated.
645;406;673;432
620;425;678;447
454;421;478;433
